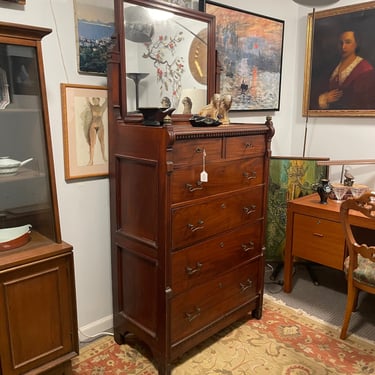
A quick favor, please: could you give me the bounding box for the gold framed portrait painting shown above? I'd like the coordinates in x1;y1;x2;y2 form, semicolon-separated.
304;1;375;117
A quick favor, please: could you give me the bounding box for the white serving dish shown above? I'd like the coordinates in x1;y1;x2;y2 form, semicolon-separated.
0;224;32;251
0;156;33;176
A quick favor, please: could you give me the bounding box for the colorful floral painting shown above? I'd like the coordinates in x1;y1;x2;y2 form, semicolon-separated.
266;157;329;261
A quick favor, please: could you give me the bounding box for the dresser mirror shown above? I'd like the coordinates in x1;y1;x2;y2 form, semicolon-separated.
120;0;216;118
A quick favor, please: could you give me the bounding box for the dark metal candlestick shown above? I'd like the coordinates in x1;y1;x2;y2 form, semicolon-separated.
126;73;149;111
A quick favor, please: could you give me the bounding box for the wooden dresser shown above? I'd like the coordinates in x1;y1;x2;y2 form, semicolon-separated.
109;118;274;374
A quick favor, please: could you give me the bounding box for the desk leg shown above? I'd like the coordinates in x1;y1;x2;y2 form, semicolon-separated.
283;207;294;292
283;251;293;292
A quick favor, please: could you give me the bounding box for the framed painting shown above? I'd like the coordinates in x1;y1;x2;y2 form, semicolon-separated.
1;0;25;4
205;1;284;111
73;0;114;75
265;157;329;261
160;0;205;11
303;1;375;117
61;83;108;181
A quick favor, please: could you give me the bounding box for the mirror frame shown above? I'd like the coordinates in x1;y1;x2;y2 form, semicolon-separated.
112;0;216;122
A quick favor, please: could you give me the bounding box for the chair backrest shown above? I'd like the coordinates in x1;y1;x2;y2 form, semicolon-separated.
340;192;375;271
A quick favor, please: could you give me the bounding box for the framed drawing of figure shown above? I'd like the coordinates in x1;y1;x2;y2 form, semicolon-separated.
303;1;375;117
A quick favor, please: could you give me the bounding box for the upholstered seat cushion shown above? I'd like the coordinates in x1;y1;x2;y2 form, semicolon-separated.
344;255;375;287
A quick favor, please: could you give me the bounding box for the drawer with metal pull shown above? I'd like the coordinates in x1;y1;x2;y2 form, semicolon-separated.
171;221;262;295
170;260;260;343
171;157;265;204
171;185;264;250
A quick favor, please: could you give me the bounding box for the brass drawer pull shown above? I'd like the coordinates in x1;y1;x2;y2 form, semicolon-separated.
313;232;324;237
185;307;201;322
243;205;256;215
185;182;203;192
245;143;253;149
187;220;204;232
185;262;202;276
240;278;253;292
241;241;255;252
195;147;203;153
243;171;256;180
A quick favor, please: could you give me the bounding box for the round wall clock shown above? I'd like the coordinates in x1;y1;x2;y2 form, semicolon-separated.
188;29;207;85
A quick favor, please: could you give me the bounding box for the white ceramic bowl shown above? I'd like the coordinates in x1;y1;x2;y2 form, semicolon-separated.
0;224;32;251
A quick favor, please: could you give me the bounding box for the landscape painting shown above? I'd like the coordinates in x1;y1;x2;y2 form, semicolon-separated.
205;1;284;111
74;0;114;75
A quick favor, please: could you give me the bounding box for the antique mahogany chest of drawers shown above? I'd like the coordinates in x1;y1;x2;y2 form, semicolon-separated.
109;118;274;374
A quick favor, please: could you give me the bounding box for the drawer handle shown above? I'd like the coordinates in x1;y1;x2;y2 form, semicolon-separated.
243;205;256;215
185;307;201;322
245;143;253;149
241;241;255;252
185;262;202;276
240;278;253;292
195;147;203;153
313;232;324;237
243;171;257;180
188;220;204;232
185;182;203;192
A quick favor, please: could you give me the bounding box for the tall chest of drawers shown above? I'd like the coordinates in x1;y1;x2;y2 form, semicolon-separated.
109;118;274;375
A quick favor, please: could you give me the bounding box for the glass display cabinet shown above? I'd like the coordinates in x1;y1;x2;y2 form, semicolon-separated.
0;22;78;375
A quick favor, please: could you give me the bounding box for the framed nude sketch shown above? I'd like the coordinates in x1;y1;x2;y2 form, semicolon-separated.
61;83;108;181
303;1;375;117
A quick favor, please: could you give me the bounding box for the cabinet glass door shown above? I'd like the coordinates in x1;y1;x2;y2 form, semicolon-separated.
0;37;58;243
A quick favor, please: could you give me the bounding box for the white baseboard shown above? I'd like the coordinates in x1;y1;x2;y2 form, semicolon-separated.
78;314;114;341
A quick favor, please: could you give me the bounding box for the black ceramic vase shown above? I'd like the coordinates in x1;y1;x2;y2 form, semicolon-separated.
316;178;332;204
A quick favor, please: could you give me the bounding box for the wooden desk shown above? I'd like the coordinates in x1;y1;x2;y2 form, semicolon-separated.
283;193;375;292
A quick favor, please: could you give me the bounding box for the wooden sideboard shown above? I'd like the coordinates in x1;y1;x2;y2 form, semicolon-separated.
283;193;375;293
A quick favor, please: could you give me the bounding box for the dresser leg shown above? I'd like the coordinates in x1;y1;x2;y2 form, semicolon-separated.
158;362;172;375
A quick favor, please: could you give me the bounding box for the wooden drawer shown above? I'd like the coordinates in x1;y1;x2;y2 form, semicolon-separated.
171;185;264;250
171;221;262;295
173;138;222;166
171;157;265;204
225;135;265;160
170;260;259;343
292;213;345;269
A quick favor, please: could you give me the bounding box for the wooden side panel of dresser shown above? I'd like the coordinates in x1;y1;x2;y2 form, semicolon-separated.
110;121;273;372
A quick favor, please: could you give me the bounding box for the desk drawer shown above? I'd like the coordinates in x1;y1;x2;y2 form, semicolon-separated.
292;213;345;269
170;260;259;343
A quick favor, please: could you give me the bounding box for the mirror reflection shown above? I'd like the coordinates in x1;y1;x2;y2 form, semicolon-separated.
124;2;209;115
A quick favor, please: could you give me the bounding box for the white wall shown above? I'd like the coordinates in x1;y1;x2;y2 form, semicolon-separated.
0;0;373;337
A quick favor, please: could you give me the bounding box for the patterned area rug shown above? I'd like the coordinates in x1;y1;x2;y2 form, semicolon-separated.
72;295;375;374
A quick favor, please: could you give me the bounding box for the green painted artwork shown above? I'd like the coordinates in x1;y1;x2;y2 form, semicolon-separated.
265;157;329;261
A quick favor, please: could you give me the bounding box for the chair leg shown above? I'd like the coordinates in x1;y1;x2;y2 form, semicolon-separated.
340;286;359;340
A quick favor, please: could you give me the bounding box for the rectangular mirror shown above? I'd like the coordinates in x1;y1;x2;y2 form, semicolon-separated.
122;0;215;117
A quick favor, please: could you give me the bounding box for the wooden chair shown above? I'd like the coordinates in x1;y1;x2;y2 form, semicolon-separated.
339;192;375;339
